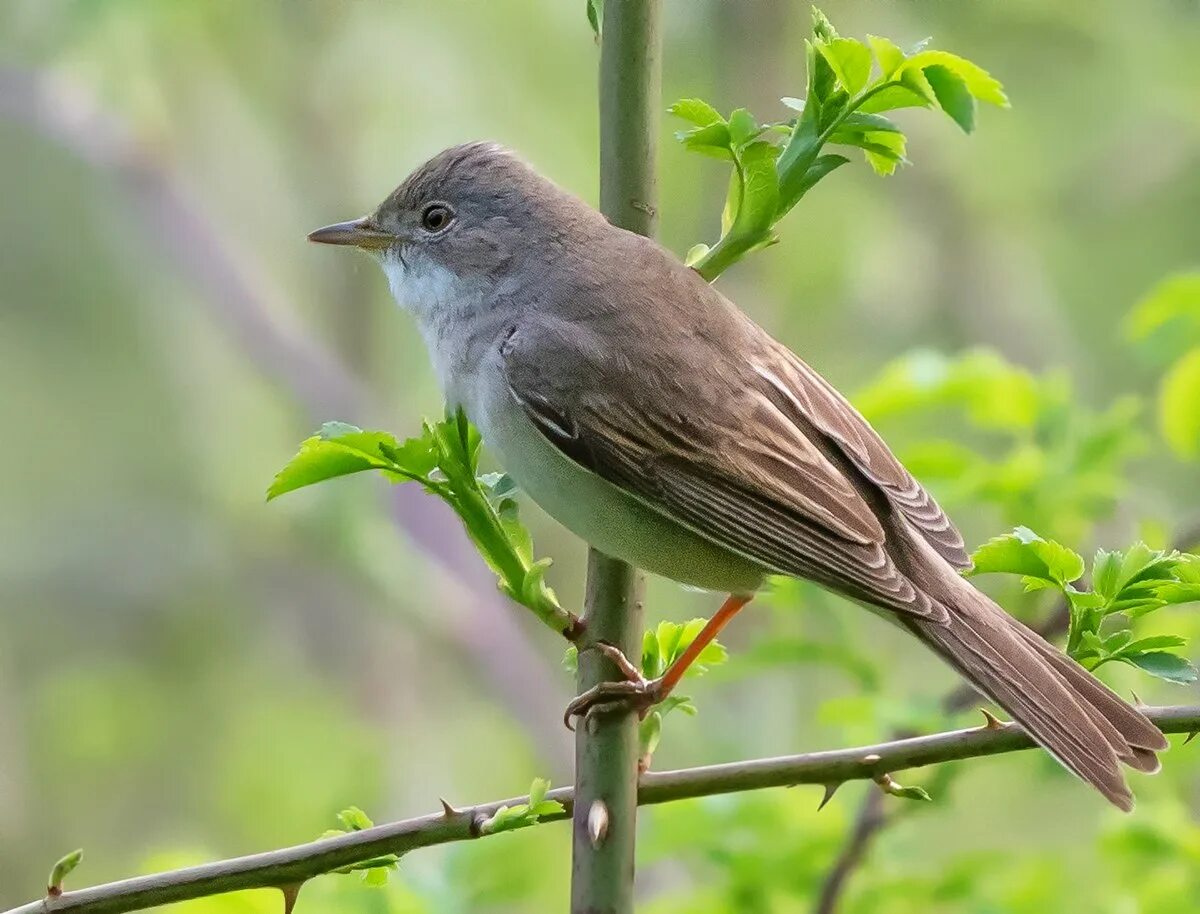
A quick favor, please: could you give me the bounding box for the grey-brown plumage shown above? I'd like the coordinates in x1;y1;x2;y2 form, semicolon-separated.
311;142;1168;809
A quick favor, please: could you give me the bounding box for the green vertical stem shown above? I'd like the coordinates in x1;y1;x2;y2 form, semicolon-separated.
571;2;661;913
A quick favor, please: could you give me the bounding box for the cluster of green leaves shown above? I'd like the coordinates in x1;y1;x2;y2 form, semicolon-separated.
476;778;565;836
564;619;729;762
1127;272;1200;459
855;349;1145;543
268;413;576;637
969;527;1199;683
672;7;1008;280
319;807;399;886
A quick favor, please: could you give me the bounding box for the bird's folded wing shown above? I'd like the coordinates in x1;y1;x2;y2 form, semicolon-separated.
502;328;954;620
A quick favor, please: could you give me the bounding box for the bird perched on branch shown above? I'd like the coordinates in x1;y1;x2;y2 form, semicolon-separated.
309;142;1166;810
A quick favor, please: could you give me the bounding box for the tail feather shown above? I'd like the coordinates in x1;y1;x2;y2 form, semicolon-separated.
905;585;1166;811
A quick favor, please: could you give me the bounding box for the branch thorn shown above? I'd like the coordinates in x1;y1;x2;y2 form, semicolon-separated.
1130;690;1145;708
978;708;1005;731
587;800;609;849
439;797;460;818
1184;730;1198;746
817;782;843;811
279;882;304;914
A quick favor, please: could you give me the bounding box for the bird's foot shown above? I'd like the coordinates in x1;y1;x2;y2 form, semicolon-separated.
563;642;664;730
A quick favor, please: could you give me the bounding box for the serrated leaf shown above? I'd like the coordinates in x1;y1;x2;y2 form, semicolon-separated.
811;7;839;42
1028;538;1085;586
857;83;932;114
867;34;905;77
337;806;374;831
727;107;761;147
730;140;780;240
1103;629;1134;652
818;37;872;95
267;434;394;500
1122;634;1187;653
1093;549;1122;601
680;122;734;160
901;50;1008;107
968;530;1055;579
1157;581;1200;605
1159;348;1200;458
923;64;975;133
670;97;724;128
1125;651;1198;683
841;111;903;133
529;777;549;808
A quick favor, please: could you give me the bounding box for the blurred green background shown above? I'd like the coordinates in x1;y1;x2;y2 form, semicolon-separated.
2;1;1198;911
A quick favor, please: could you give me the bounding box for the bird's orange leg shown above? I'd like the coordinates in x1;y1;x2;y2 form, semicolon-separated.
564;593;753;729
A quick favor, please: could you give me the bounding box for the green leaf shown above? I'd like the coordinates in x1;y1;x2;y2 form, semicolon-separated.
361;866;391;888
337;806;374;831
857;83;932;114
901;50;1009;107
968;528;1055;579
818;38;873;95
1029;538;1085;586
586;0;602;38
867;34;905;77
1126;272;1200;340
727;107;761;146
1159;347;1200;458
669;97;724;128
1125;651;1198;684
529;777;549;807
1093;549;1122;601
267;431;396;500
811;7;838;42
1121;634;1187;653
48;849;83;893
923;65;975;133
639;711;663;759
783;153;850;205
841;111;903;133
684;243;710;267
679;122;734;160
968;527;1083;586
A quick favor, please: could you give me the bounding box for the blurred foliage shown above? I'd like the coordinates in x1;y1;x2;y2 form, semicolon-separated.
2;1;1199;913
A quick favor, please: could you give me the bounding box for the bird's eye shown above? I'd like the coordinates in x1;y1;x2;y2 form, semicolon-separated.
420;203;453;233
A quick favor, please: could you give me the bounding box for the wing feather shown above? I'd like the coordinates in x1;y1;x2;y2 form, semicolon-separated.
502;322;950;621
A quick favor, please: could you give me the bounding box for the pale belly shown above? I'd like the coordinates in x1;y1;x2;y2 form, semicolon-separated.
465;369;767;595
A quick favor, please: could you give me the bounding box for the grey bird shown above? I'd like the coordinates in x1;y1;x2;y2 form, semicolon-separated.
309;141;1167;810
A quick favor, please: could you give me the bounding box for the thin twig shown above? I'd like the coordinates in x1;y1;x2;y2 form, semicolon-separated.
4;706;1196;914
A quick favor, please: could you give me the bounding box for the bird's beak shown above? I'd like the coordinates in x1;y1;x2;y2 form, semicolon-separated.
307;217;398;250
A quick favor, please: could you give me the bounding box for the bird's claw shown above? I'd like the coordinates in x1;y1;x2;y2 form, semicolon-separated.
563;641;664;730
563;677;663;730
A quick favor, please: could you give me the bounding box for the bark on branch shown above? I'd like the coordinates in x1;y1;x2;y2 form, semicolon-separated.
6;706;1197;914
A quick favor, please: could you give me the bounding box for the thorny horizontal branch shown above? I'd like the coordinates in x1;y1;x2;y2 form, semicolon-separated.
5;706;1198;914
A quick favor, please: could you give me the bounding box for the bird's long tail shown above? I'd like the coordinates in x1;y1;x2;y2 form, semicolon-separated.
903;577;1167;810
